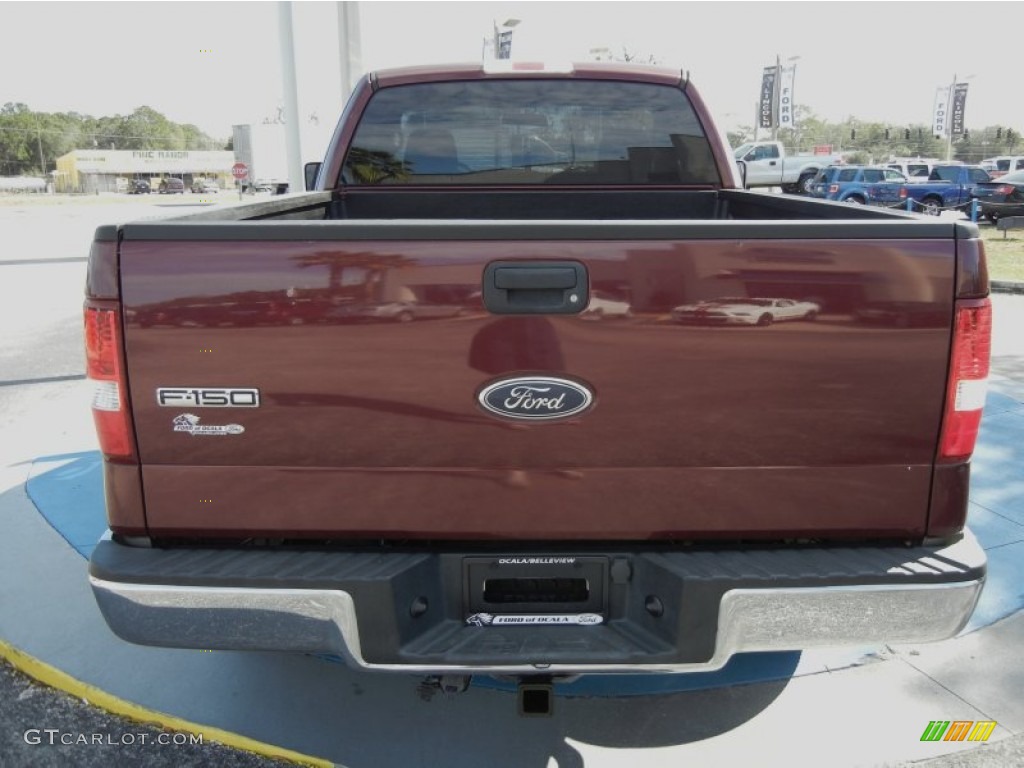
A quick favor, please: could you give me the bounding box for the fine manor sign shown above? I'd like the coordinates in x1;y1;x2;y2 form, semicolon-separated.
132;151;190;160
61;149;234;175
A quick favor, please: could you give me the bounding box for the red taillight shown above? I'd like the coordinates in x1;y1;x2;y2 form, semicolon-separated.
84;305;135;460
829;184;839;194
995;185;1014;196
899;187;908;199
938;299;992;462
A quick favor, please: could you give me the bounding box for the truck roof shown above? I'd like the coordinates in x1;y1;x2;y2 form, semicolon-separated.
371;61;685;88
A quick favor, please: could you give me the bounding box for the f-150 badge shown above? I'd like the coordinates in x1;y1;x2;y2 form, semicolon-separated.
477;376;593;421
173;414;244;436
157;388;260;407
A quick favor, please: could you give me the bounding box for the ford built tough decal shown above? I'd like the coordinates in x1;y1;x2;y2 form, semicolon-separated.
466;613;604;626
478;377;593;421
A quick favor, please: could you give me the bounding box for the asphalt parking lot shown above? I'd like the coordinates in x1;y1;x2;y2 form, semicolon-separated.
1;194;1023;767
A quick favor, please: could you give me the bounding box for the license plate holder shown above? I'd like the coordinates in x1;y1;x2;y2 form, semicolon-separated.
463;556;607;620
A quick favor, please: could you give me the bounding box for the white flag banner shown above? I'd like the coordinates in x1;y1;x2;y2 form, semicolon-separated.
778;66;797;129
933;86;950;138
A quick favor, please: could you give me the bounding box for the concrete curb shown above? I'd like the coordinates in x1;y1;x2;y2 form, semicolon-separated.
991;280;1024;295
0;639;329;767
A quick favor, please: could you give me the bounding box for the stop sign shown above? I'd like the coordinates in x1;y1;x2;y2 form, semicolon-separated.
231;162;249;180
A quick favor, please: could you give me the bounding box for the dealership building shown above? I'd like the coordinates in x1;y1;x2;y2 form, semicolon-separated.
54;149;235;193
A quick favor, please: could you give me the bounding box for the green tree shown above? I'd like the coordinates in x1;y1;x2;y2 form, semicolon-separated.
0;102;38;174
952;125;1022;163
758;108;949;164
119;106;178;149
777;105;826;153
727;127;754;147
1;104;225;175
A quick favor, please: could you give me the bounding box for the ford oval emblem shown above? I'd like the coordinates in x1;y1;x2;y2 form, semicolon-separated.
478;376;594;421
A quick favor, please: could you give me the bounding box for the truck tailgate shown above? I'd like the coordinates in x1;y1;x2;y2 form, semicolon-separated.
119;225;956;540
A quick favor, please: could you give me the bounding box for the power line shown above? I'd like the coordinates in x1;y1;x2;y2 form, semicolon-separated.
0;127;225;144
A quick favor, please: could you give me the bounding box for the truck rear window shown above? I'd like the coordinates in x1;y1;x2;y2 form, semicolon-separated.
342;79;721;186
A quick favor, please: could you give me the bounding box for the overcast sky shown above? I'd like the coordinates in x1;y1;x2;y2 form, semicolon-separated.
2;1;1021;158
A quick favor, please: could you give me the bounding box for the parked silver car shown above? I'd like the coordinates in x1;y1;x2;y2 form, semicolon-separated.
191;178;220;193
672;297;820;326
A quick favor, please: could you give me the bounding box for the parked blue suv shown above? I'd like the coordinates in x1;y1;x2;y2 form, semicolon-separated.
810;165;907;205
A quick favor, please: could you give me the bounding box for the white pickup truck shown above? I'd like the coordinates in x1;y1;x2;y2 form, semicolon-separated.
735;140;846;194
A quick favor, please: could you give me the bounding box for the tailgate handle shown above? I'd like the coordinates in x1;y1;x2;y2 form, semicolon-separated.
494;267;576;291
483;261;588;315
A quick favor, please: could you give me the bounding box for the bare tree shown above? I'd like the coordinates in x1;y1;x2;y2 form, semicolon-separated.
618;47;661;65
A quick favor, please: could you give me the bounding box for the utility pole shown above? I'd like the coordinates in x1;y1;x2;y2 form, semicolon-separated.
945;73;956;162
336;2;362;104
278;1;303;192
771;54;781;141
37;124;45;176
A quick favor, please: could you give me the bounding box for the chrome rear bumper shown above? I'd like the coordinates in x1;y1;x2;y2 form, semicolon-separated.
89;530;985;674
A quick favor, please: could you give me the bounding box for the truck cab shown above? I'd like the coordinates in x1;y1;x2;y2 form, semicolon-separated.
733;140;845;194
981;156;1024;179
899;164;993;214
735;141;785;187
885;157;942;183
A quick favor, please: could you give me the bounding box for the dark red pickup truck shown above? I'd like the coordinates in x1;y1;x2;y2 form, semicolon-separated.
85;63;989;681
